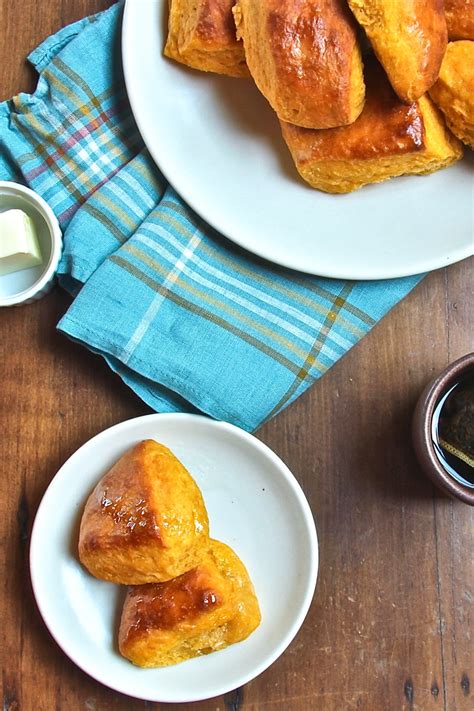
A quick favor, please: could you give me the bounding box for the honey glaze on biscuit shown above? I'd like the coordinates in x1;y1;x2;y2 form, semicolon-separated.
267;1;359;97
291;60;426;162
123;568;223;642
87;444;163;542
269;5;351;80
99;491;160;538
404;0;446;75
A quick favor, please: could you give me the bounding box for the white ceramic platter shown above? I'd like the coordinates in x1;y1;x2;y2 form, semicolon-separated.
122;0;473;280
30;414;318;702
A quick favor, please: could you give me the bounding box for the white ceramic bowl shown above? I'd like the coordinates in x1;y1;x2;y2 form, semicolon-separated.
0;181;62;306
30;413;319;702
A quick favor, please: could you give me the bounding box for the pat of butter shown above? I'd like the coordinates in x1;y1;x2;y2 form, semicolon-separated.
0;209;43;276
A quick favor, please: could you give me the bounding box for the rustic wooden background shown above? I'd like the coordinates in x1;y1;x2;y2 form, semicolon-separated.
1;2;473;709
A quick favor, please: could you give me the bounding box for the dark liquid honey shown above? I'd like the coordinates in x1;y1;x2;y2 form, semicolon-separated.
432;372;474;489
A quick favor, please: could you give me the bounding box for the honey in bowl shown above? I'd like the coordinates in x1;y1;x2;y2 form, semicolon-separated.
431;372;474;489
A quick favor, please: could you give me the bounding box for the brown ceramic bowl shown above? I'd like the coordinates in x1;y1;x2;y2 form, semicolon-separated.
412;353;474;505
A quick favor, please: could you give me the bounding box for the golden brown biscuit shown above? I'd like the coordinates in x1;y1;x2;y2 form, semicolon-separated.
233;0;365;129
429;41;474;148
78;440;210;584
281;58;463;193
445;0;474;40
164;0;248;77
119;539;261;667
348;0;447;102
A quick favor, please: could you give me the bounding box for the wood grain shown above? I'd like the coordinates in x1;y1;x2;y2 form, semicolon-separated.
0;2;473;710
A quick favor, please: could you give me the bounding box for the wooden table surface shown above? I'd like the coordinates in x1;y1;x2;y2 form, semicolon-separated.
1;2;473;710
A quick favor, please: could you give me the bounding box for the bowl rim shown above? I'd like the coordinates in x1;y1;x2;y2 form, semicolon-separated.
412;353;474;505
0;181;62;306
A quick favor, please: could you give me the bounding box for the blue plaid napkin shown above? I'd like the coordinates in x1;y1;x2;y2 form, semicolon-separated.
0;2;422;431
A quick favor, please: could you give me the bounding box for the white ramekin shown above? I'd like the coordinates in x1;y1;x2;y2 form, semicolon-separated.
0;181;62;306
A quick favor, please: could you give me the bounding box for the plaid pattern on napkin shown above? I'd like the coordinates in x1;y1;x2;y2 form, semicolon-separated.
0;2;422;431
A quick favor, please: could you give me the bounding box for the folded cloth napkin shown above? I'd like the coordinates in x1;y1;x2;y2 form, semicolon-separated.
0;2;422;431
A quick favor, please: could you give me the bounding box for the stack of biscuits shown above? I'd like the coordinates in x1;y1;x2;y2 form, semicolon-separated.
164;1;473;193
79;439;261;667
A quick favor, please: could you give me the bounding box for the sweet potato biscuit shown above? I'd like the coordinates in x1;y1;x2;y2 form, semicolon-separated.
164;0;248;77
281;58;463;193
79;440;210;584
233;0;365;129
429;41;474;148
119;539;261;667
348;0;447;101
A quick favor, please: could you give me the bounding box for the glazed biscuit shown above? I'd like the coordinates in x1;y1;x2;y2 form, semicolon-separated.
119;539;261;667
429;41;474;148
233;0;365;129
79;440;210;584
348;0;447;102
281;57;463;193
164;0;248;77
